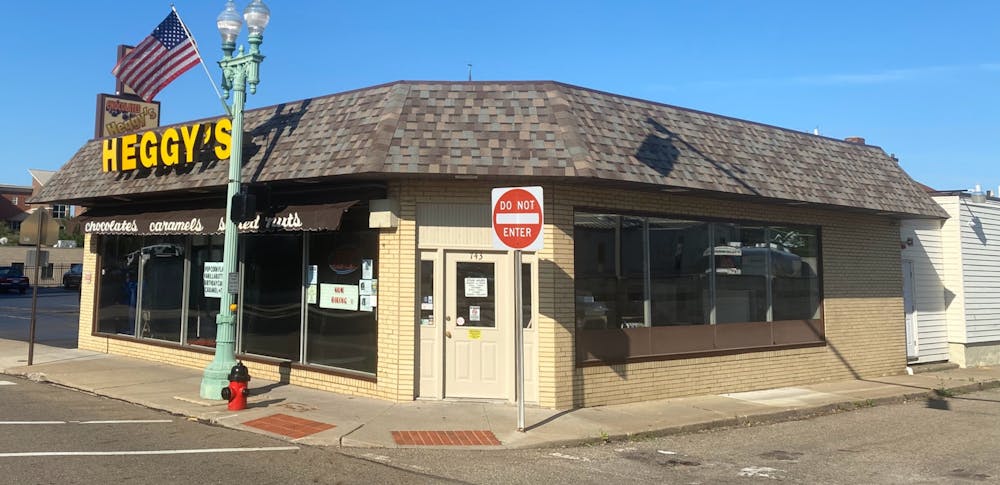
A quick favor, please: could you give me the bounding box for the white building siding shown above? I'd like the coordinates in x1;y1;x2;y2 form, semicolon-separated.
960;198;1000;343
935;196;967;345
900;218;950;363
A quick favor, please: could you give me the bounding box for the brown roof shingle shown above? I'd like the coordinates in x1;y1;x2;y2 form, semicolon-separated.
34;81;946;218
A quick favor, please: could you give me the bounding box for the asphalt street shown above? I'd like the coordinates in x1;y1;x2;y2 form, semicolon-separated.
0;288;79;347
0;376;447;484
337;388;1000;484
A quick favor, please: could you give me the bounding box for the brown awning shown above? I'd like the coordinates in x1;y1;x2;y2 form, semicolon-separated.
78;200;358;235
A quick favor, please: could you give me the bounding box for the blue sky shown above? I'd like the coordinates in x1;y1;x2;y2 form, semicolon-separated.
1;1;997;192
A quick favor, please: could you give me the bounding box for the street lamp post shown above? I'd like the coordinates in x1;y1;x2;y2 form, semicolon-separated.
200;0;271;400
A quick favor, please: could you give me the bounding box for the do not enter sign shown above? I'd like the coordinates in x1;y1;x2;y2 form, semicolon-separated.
492;186;544;251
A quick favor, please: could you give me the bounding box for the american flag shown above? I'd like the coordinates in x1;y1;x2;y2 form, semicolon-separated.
112;11;200;102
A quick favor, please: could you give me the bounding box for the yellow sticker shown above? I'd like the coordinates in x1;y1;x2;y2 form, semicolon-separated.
468;329;482;340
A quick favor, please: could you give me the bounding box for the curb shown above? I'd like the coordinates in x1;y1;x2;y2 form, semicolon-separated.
6;367;1000;450
530;378;1000;449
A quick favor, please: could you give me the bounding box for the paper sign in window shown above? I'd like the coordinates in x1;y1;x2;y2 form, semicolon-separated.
359;279;374;295
320;283;359;310
306;265;318;285
360;295;374;312
464;277;488;297
203;262;224;298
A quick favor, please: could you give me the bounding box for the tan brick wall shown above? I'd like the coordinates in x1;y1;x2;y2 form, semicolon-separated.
74;180;907;408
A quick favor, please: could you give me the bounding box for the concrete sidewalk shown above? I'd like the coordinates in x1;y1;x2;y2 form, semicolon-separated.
2;338;998;449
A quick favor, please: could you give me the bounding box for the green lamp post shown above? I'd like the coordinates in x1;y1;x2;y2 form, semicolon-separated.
200;0;271;400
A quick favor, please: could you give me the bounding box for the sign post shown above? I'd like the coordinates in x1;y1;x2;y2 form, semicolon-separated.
26;209;55;366
492;186;543;433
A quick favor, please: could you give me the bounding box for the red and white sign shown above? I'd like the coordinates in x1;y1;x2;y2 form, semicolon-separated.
492;186;544;251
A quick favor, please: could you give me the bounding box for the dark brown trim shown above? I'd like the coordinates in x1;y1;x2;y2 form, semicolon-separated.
576;341;827;368
79;200;358;235
576;319;825;364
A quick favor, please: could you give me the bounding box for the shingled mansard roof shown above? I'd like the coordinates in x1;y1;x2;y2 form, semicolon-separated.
35;81;946;218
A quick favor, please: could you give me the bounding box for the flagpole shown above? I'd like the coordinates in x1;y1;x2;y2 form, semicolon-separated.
172;5;232;116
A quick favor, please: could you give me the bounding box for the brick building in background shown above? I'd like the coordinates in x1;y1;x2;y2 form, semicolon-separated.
0;183;32;232
1;169;83;286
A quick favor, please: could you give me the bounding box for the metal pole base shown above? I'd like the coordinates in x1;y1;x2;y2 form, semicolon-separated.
200;366;232;400
199;313;238;400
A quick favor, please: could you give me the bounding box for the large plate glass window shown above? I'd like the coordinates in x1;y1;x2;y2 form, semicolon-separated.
648;218;709;326
573;214;644;329
574;211;824;364
712;224;767;324
770;226;820;321
306;230;378;374
96;235;144;336
242;233;303;361
136;235;186;342
187;234;223;347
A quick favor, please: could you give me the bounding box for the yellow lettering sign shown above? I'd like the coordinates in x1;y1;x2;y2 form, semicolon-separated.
99;118;233;174
161;128;179;166
139;131;157;169
214;118;232;160
120;134;138;171
179;123;200;163
102;138;118;172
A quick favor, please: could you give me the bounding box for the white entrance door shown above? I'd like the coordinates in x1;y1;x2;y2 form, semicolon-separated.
445;252;509;399
902;260;918;360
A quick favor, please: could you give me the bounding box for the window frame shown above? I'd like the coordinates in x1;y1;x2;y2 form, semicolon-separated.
51;205;69;219
91;224;380;379
573;207;824;365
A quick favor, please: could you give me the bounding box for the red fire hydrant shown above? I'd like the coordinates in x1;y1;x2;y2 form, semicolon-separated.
221;361;250;411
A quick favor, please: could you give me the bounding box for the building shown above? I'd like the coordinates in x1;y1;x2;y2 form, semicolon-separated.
0;183;32;232
31;81;945;408
1;170;79;235
29;169;75;219
901;187;1000;367
1;171;83;286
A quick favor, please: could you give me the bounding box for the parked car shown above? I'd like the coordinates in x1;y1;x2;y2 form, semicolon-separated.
0;266;29;294
63;263;83;289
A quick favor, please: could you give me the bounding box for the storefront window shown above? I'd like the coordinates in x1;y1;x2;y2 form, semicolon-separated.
770;226;821;321
649;219;709;326
712;224;767;324
137;236;186;342
306;230;378;374
574;211;824;363
187;235;223;347
89;200;380;375
242;233;303;361
574;214;644;329
96;235;144;335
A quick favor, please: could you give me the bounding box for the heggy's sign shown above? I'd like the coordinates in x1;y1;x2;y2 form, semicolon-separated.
102;118;232;172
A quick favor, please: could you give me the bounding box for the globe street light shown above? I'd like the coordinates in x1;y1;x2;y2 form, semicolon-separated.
200;0;270;400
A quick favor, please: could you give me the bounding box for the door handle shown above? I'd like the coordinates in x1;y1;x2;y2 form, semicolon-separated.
445;330;452;338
